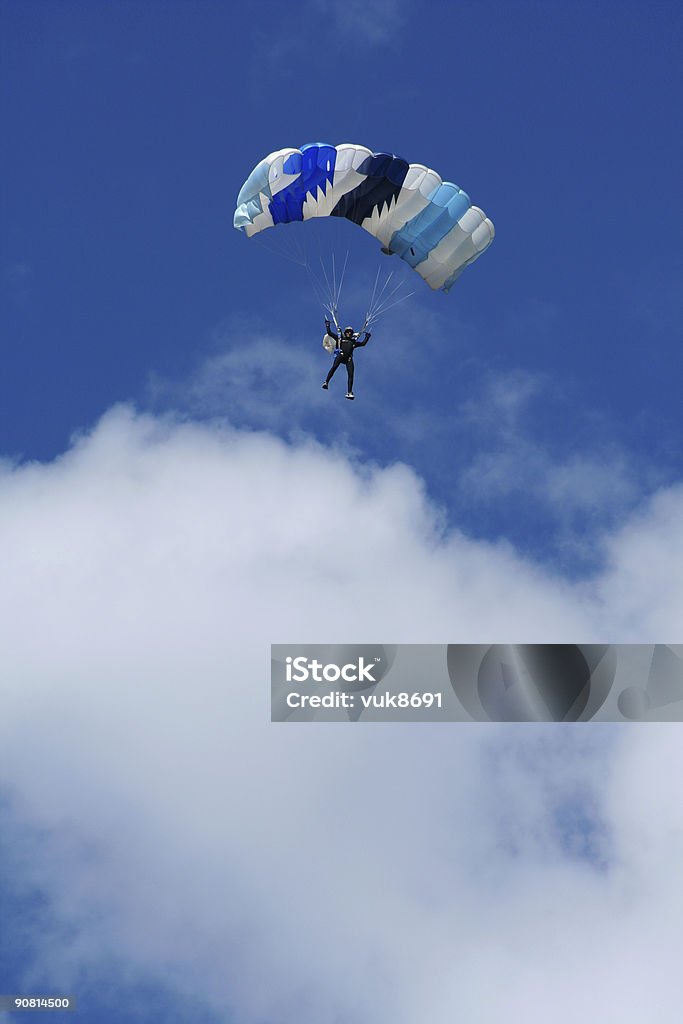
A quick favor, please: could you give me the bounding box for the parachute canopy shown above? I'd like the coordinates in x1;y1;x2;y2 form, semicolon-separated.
233;142;494;292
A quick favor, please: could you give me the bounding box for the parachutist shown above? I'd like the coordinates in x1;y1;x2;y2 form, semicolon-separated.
323;321;371;399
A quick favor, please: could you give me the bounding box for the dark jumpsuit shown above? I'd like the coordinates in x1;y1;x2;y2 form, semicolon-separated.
324;324;371;392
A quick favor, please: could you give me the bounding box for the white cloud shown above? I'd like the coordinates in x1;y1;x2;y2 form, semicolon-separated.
458;371;630;507
3;260;34;305
181;334;326;426
455;368;654;558
1;405;683;1021
246;0;408;94
313;0;408;46
596;483;683;636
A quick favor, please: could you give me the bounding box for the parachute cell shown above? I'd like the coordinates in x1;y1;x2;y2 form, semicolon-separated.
233;142;494;291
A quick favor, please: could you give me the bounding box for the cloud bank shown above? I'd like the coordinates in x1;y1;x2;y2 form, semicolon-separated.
1;406;682;1022
156;312;668;571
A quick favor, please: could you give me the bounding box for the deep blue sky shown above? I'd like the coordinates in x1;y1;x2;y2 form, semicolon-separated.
3;1;681;451
3;1;682;565
3;1;681;481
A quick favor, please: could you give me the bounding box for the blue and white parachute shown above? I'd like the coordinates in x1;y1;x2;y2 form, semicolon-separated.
233;142;494;292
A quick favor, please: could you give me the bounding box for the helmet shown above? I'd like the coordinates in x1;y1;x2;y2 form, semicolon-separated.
344;326;354;335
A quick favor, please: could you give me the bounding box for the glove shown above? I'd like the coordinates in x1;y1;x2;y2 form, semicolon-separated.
365;331;371;340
